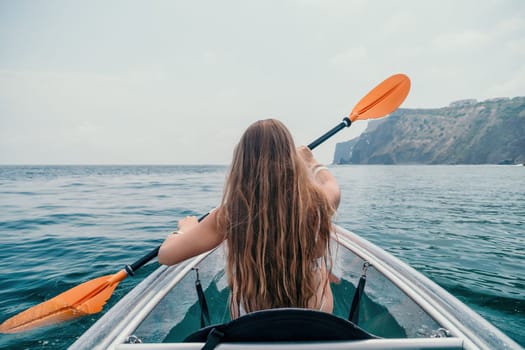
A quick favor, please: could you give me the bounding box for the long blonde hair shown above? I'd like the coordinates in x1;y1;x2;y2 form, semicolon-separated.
217;119;334;318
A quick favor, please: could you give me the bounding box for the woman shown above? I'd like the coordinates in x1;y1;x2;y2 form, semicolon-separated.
158;119;340;318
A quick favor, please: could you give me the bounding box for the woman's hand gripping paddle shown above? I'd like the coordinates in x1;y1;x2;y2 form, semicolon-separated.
0;73;410;334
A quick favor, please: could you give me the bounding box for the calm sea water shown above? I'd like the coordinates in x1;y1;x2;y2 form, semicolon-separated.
0;165;523;349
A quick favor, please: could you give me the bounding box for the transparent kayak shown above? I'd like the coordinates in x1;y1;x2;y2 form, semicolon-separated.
70;225;522;350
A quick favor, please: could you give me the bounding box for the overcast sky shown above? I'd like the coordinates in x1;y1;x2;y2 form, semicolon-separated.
1;0;523;165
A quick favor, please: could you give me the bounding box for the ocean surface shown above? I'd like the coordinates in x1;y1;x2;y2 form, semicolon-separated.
0;165;523;349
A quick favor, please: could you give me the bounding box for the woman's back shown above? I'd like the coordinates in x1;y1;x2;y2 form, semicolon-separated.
216;119;339;318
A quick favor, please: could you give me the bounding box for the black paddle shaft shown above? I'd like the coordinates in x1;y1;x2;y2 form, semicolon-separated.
125;212;210;276
307;117;352;150
125;246;161;275
126;117;354;276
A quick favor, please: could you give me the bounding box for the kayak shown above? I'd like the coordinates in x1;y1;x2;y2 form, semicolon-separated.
69;225;522;350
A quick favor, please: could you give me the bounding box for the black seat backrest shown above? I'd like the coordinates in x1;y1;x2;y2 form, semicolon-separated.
185;308;376;347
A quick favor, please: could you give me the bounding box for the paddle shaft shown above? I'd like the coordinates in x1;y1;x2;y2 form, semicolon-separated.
307;117;351;150
125;212;209;276
125;118;352;275
125;247;160;276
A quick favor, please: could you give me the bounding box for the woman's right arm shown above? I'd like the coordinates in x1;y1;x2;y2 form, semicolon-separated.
297;146;341;210
158;209;225;266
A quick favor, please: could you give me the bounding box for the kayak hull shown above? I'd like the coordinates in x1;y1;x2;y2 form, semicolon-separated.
70;225;522;350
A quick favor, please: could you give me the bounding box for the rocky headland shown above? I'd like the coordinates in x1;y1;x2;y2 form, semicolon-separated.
333;97;525;165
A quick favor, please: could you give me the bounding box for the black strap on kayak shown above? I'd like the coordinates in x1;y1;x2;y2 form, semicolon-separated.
201;328;225;350
348;261;370;324
193;267;211;328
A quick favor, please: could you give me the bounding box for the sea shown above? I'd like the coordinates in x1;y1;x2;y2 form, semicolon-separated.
0;165;523;349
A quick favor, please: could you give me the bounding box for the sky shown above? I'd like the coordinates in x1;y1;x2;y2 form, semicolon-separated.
0;0;524;165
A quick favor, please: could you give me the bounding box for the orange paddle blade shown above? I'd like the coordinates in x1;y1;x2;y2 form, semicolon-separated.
350;74;411;122
0;270;127;334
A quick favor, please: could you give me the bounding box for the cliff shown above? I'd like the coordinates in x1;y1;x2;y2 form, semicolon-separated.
333;97;525;165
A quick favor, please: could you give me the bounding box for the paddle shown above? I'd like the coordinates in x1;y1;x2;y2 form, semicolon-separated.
0;73;411;334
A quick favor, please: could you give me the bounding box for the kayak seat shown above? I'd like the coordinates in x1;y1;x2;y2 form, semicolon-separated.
184;308;377;349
